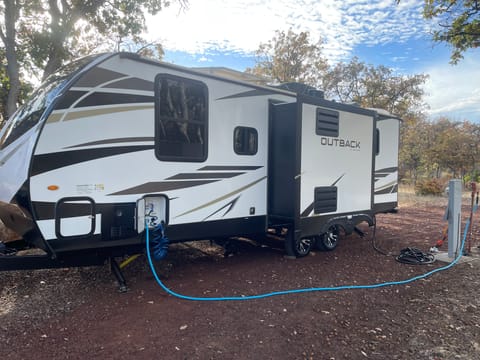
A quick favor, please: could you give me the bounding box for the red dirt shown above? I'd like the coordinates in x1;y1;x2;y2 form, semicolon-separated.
1;201;480;359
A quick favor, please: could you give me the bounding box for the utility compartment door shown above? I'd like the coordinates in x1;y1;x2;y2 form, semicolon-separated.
300;102;374;217
55;197;97;239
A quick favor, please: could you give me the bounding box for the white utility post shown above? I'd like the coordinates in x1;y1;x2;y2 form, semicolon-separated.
447;179;462;258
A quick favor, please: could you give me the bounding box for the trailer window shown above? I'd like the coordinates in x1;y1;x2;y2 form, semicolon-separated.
316;108;339;137
155;74;208;162
234;126;258;155
375;128;380;155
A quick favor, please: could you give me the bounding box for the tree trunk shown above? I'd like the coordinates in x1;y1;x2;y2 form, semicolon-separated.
2;0;21;118
41;0;72;81
42;51;64;81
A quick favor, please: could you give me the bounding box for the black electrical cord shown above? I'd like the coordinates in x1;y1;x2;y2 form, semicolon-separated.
396;247;435;265
371;216;397;256
370;215;435;265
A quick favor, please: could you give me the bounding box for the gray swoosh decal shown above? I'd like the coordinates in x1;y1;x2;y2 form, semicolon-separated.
202;195;241;221
175;176;267;218
166;172;244;180
66;137;154;148
108;180;219;196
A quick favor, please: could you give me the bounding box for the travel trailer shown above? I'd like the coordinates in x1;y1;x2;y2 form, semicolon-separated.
0;52;400;275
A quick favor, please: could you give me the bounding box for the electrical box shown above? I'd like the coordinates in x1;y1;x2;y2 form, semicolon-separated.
136;195;169;233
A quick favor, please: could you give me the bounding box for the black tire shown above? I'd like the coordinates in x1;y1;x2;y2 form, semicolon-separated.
293;237;314;257
284;228;313;257
317;225;340;251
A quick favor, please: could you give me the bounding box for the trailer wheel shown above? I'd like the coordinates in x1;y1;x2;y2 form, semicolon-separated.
317;225;340;251
284;228;313;257
293;237;314;257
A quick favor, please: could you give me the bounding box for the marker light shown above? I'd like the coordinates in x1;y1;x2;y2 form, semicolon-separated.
47;185;59;191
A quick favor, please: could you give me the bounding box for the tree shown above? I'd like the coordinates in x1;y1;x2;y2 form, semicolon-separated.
399;115;433;183
0;48;32;126
246;29;328;85
400;117;480;183
0;0;183;120
428;118;475;178
249;30;428;120
0;0;21;118
321;57;366;103
422;0;480;63
249;29;433;185
323;58;429;119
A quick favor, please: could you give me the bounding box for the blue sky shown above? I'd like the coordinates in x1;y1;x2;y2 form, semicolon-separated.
145;0;480;121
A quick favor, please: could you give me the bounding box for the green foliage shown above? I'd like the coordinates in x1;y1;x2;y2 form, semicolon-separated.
246;29;328;85
322;58;429;119
415;178;444;196
422;0;480;64
399;115;432;183
400;117;480;184
19;0;173;79
1;0;179;122
0;48;33;124
248;29;428;121
464;171;480;184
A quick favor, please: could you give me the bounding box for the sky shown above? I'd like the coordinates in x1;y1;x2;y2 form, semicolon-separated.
145;0;480;122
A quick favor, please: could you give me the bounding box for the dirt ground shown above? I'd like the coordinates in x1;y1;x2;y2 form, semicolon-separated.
1;196;480;359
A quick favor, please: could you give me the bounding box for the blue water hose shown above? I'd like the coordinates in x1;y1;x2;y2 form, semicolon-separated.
150;222;169;261
146;218;471;301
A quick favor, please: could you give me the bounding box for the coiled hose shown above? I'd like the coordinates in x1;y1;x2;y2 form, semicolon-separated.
149;222;169;261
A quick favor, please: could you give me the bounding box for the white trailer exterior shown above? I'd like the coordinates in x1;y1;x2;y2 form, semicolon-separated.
0;53;400;269
372;108;400;212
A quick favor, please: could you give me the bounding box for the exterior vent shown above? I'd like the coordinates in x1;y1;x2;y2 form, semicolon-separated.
316;108;339;137
314;186;337;214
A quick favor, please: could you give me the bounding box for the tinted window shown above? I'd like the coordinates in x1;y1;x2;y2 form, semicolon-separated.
155;75;208;162
234;126;258;155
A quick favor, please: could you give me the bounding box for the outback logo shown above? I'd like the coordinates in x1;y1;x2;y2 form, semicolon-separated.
320;137;360;150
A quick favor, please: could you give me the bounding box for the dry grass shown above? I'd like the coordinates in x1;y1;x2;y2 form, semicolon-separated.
398;184;477;211
398;185;449;208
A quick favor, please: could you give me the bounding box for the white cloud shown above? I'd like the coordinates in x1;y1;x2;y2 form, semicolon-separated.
422;53;480;121
146;0;431;63
198;56;212;62
145;0;479;122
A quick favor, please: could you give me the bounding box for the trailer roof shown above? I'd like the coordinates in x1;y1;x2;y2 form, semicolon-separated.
117;52;297;98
